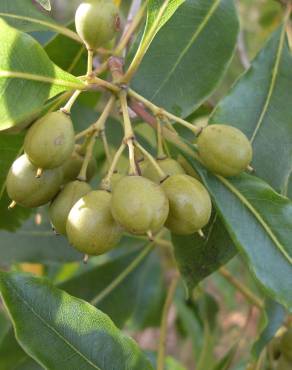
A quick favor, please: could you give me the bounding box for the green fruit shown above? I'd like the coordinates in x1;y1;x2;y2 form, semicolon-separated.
177;155;201;181
75;0;119;50
67;190;122;255
280;329;292;362
110;172;123;190
24;111;75;169
49;181;92;235
162;174;212;235
111;176;169;235
6;154;63;208
62;149;97;184
143;158;185;183
197;124;253;177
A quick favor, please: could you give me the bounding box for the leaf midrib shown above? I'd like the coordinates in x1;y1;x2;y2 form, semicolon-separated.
151;0;221;100
250;22;286;143
0;71;85;89
218;176;292;264
0;13;80;42
3;279;101;369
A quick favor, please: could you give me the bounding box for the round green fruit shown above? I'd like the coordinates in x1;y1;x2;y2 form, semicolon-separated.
162;174;212;235
49;180;92;235
280;329;292;362
197;124;253;177
24;111;75;169
62;149;97;184
110;172;123;190
75;0;119;50
111;176;169;235
67;190;122;255
143;158;185;183
6;154;63;208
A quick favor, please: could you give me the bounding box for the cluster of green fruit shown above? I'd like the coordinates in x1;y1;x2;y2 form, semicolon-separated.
5;0;253;259
6;105;252;258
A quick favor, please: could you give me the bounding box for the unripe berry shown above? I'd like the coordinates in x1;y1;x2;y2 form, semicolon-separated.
197;124;252;177
162;174;212;235
49;180;92;235
24;111;75;169
111;176;169;235
143;158;185;184
6;154;63;208
62;147;97;184
75;0;119;50
67;190;122;255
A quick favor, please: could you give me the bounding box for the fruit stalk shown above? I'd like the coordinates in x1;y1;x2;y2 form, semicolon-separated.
119;90;138;175
101;143;126;190
134;141;167;181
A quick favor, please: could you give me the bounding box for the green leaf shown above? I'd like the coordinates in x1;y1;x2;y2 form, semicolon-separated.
0;133;31;231
140;0;185;48
0;271;154;370
172;214;236;290
60;245;164;328
45;23;87;76
132;0;239;117
0;19;85;131
252;299;286;357
188;158;292;311
0;0;79;41
211;24;292;193
0;214;82;263
36;0;51;12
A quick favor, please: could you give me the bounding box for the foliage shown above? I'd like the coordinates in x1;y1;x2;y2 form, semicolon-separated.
0;0;291;369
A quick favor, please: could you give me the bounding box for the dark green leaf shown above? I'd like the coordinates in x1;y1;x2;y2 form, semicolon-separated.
45;24;87;76
132;0;239;117
212;346;237;370
60;245;164;328
0;0;79;41
0;19;85;131
252;299;286;357
146;351;187;370
0;133;31;231
172;214;236;290
211;25;292;193
0;215;82;264
188;158;292;311
139;0;185;48
0;271;154;370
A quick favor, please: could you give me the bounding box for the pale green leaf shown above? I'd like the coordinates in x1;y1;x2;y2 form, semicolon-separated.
0;19;85;131
0;0;79;41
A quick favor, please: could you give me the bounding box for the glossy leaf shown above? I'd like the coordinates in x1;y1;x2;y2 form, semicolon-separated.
0;19;85;131
0;216;82;264
36;0;51;12
0;272;154;370
252;299;286;357
45;23;87;76
132;0;239;117
188;157;292;311
211;24;292;193
172;214;236;290
139;0;185;49
60;245;164;328
0;0;79;41
0;133;31;231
